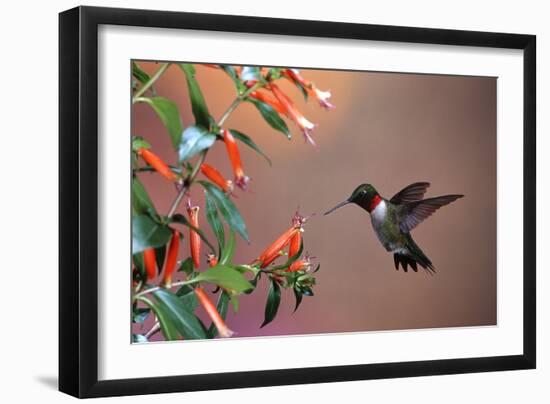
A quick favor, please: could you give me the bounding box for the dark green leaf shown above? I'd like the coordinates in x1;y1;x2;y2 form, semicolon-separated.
132;62;151;86
208;291;230;337
138;296;179;341
132;334;148;343
261;279;281;328
177;257;194;275
219;65;245;91
247;98;291;139
137;96;184;149
133;253;146;281
178;125;216;163
133;307;151;324
171;213;216;253
205;193;225;254
176;283;194;297
180;290;198;313
132;136;151;152
153;289;206;340
179;64;211;128
132;215;172;254
199;181;249;242
132;177;157;216
155;245;166;274
293;288;303;313
219;230;235;266
229;129;271;166
193;265;253;294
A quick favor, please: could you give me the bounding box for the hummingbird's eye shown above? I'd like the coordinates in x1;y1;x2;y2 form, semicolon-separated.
361;190;367;195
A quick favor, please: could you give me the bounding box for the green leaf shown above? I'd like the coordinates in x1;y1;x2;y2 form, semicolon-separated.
205;193;225;254
179;289;199;313
132;177;157;217
179;64;211;128
178;125;216;163
193;265;253;294
153;289;207;340
219;230;235;266
137;96;183;149
132;62;151;86
199;181;249;242
132;215;172;254
293;288;303;313
219;65;245;91
132;136;151;152
247;98;291;139
171;213;216;254
132;334;148;343
138;295;179;341
133;307;151;323
208;291;230;337
155;245;166;274
261;279;281;328
230;295;239;313
177;257;194;275
133;253;146;281
229;129;271;166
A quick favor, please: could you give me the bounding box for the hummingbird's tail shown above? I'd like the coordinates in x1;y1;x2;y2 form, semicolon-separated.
393;236;435;275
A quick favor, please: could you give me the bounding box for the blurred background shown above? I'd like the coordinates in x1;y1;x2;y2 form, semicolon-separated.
132;62;496;340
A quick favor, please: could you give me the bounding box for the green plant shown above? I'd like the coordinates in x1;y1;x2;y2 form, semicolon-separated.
131;63;333;341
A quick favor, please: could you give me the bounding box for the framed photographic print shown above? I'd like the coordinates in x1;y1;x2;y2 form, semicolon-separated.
59;6;536;398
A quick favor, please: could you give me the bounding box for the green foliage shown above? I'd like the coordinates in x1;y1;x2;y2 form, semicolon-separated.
205;193;225;254
136;96;183;149
229;129;272;166
132;215;172;254
153;289;207;339
208;291;230;338
247;98;291;139
261;279;281;328
192;265;253;294
179;63;211;128
199;181;249;242
178;125;217;163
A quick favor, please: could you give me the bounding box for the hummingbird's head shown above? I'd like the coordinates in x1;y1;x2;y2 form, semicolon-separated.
324;183;380;215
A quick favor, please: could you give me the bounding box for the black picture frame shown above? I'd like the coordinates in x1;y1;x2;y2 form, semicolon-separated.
59;6;536;398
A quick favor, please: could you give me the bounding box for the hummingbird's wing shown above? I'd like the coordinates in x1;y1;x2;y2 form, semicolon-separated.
390;182;430;204
398;194;464;233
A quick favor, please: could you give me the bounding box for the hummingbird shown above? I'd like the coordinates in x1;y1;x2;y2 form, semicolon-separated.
324;182;463;274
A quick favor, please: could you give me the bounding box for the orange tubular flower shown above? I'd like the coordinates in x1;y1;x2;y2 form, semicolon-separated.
258;211;309;268
269;83;318;147
222;129;250;190
188;205;201;269
200;164;234;194
137;148;178;182
288;210;306;258
195;287;234;338
287;257;312;273
143;248;157;282
248;90;287;114
162;229;180;288
283;69;335;110
258;226;301;268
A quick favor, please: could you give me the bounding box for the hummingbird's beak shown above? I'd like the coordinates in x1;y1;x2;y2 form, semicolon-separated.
324;199;350;215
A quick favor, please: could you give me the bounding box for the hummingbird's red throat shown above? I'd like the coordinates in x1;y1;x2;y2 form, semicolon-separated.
368;194;382;212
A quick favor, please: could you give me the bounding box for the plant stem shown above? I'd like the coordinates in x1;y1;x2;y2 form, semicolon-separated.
132;63;170;101
134;279;196;299
145;322;161;339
